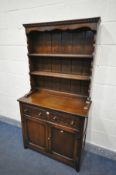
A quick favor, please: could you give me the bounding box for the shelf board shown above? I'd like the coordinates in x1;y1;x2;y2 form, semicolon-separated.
30;71;90;81
28;53;93;58
18;89;91;117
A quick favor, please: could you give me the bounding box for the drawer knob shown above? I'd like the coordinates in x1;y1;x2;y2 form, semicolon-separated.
60;130;64;133
46;112;50;115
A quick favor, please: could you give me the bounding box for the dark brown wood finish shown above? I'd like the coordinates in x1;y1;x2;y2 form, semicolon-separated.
18;17;100;172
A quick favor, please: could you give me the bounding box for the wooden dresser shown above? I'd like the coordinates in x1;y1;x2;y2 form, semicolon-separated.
18;17;100;172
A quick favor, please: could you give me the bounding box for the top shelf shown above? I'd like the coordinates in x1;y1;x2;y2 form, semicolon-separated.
24;17;100;34
28;53;93;58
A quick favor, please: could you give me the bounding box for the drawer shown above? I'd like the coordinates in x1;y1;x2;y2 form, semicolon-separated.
48;111;83;130
22;104;48;120
22;104;83;130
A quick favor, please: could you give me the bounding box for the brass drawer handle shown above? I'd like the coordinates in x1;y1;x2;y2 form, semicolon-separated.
70;120;74;126
84;106;88;110
38;112;42;116
60;130;64;133
86;101;90;104
24;109;29;113
53;116;57;120
24;114;31;118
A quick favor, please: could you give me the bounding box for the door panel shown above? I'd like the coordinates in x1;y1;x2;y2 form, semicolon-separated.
50;127;75;159
26;118;47;150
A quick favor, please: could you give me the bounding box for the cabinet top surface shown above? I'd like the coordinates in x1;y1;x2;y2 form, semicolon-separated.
18;89;91;117
23;17;100;28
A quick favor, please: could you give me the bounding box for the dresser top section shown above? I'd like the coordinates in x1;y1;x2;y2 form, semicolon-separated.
23;17;100;33
23;17;100;27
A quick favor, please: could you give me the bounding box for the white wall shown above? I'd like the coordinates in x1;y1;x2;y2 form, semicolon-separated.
0;0;116;152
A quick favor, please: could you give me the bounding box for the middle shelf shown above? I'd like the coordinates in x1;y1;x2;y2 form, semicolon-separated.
30;71;90;81
28;53;93;58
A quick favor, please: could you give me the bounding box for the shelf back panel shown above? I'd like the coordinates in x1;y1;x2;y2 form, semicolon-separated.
30;57;92;76
31;76;90;97
28;29;94;55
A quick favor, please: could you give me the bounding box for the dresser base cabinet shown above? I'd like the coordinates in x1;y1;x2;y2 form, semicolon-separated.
18;17;100;172
19;102;87;172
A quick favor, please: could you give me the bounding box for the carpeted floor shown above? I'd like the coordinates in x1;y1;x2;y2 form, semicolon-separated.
0;121;116;175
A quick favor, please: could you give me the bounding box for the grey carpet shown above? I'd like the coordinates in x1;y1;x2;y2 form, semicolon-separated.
0;121;116;175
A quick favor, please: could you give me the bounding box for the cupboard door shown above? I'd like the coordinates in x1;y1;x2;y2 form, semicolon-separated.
49;126;79;162
25;118;47;151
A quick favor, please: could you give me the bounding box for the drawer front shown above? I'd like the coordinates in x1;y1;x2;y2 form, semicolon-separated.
22;104;47;120
47;110;83;130
22;104;83;130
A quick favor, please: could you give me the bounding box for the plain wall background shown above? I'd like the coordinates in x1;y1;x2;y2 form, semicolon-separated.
0;0;116;152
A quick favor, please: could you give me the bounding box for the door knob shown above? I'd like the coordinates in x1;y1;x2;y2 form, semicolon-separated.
48;137;50;140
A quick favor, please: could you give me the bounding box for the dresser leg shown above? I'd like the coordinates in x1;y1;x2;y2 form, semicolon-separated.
23;138;28;149
24;145;28;149
24;144;28;149
74;159;81;172
75;164;80;172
